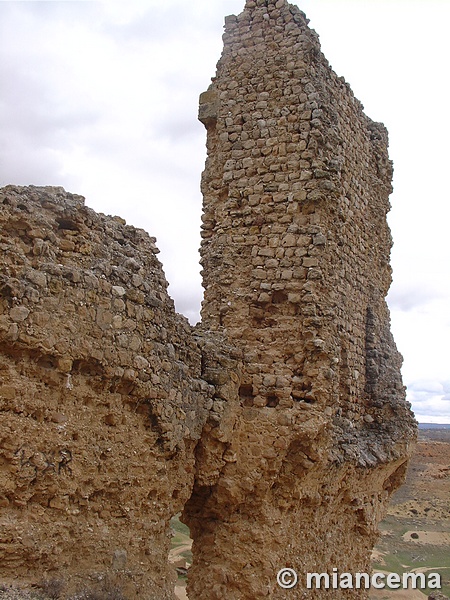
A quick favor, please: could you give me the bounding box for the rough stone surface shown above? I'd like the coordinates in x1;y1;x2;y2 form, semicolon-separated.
0;1;417;599
184;0;417;598
0;185;216;598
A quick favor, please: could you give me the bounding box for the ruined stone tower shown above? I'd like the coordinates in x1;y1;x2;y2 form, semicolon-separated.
0;1;417;599
183;0;417;598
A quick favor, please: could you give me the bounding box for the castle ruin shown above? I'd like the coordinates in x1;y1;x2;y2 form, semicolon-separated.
0;1;417;598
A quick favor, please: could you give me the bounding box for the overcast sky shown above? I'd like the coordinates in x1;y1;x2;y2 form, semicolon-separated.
0;0;449;423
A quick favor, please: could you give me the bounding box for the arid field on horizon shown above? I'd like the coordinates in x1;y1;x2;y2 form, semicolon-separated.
369;427;450;599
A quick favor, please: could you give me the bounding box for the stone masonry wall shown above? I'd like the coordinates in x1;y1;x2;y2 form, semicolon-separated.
0;2;417;599
0;185;218;598
184;1;417;598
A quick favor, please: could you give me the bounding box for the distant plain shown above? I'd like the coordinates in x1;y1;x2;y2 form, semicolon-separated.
370;428;450;599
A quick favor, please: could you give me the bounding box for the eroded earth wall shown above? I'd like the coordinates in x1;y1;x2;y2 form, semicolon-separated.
184;0;417;598
0;1;417;599
0;185;222;599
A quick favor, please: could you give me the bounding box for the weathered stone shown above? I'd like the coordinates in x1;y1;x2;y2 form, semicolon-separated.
185;2;417;599
9;306;30;322
0;2;417;599
112;285;126;297
0;184;226;599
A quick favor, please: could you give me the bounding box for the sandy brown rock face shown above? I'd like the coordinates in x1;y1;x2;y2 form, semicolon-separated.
183;0;417;598
1;2;418;599
0;185;213;598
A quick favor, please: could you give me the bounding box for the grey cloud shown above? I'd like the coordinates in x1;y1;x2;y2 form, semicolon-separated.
170;286;202;326
387;283;443;312
101;6;189;44
0;144;64;188
408;380;444;394
406;379;450;422
0;4;102;187
152;114;204;143
15;1;99;21
99;0;242;45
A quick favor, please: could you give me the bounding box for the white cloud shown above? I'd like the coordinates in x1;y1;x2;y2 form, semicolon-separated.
387;282;446;313
407;380;450;424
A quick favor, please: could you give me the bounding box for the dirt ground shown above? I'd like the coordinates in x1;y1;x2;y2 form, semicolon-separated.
169;527;191;600
402;531;450;545
174;586;188;600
